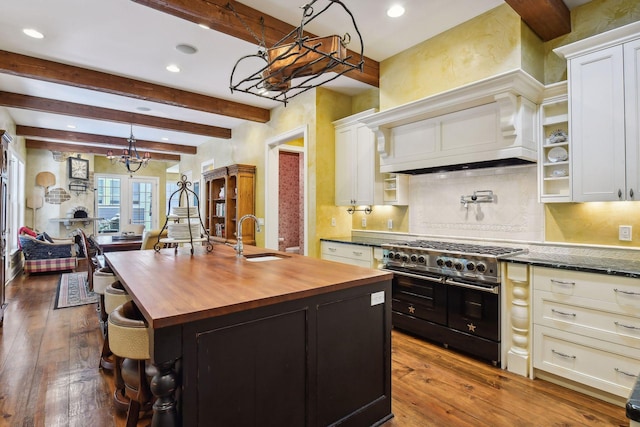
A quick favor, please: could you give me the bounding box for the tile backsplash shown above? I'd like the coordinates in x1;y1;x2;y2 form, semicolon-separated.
409;165;543;242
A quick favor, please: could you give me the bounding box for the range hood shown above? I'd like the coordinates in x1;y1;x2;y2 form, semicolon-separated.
359;70;544;174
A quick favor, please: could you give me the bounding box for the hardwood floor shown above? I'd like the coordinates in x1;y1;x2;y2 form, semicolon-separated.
0;269;629;426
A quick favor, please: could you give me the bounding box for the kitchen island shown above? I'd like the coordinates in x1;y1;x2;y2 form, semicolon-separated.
105;244;393;427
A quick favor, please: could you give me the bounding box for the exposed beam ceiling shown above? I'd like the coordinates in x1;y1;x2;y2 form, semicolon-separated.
25;139;181;162
131;0;380;87
505;0;572;41
16;126;196;155
0;50;270;123
0;92;231;139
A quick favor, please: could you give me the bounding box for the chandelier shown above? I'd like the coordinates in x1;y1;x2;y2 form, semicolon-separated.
106;125;151;174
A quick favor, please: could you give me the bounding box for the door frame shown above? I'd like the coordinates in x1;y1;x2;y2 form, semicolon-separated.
95;174;159;234
265;125;308;254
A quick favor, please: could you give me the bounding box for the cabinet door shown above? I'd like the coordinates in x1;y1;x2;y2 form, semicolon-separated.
353;123;375;205
625;38;640;201
335;126;355;205
571;45;626;202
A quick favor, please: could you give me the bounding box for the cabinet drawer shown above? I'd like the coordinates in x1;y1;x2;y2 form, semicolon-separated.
534;290;640;348
321;253;372;268
321;242;373;263
534;325;640;398
532;266;640;310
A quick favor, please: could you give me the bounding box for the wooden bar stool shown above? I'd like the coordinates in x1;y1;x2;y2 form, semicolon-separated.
108;301;155;427
99;280;132;371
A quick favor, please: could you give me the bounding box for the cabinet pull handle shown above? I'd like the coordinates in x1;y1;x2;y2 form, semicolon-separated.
551;308;576;317
615;368;638;378
352;251;363;256
614;321;640;330
551;349;576;360
550;279;575;286
328;247;337;252
631;188;635;198
614;288;640;296
618;189;623;198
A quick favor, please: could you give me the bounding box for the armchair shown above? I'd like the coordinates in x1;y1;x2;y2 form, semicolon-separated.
18;227;77;275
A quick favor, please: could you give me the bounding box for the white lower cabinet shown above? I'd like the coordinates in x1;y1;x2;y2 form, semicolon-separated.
320;241;373;268
532;266;640;399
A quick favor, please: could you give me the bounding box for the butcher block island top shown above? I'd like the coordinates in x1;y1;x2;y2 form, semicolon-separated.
105;244;391;329
104;244;393;427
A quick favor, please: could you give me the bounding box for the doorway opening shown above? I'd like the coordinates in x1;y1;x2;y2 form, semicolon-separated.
265;126;308;255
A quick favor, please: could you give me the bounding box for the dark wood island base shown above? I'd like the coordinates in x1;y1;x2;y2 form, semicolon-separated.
106;245;393;427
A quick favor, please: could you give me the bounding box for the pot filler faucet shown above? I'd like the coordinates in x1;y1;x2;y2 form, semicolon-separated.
235;214;262;257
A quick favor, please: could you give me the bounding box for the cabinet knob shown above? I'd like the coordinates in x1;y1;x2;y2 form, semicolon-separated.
630;188;635;199
618;189;622;198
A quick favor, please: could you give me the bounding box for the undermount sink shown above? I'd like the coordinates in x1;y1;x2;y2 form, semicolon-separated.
244;253;290;262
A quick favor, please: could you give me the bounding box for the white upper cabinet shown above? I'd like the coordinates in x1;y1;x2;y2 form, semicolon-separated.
555;22;640;202
334;109;377;206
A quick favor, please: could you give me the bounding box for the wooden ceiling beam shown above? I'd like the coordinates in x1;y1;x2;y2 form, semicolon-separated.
131;0;380;87
505;0;571;42
25;139;181;162
0;50;270;123
0;91;231;139
17;126;196;155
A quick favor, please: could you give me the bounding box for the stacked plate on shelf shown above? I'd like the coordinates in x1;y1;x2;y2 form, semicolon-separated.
167;223;201;239
171;206;198;217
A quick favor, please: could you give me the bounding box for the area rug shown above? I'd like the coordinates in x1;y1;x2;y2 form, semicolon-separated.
54;272;98;309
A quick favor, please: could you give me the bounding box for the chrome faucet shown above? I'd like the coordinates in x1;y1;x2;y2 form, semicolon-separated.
235;214;261;257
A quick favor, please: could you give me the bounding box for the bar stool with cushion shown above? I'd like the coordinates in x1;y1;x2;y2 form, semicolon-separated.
108;301;156;427
99;280;132;371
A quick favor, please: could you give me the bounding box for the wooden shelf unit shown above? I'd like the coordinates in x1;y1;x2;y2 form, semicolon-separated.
203;164;256;245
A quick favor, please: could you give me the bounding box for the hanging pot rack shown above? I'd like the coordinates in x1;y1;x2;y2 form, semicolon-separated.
229;0;365;105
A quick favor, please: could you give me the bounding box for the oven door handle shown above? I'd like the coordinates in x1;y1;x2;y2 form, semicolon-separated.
386;270;444;284
446;278;499;294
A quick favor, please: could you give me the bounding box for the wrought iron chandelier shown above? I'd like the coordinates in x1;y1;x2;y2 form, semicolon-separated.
106;125;151;174
229;0;364;105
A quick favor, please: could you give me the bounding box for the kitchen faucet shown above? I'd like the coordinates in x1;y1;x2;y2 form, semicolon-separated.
235;214;261;257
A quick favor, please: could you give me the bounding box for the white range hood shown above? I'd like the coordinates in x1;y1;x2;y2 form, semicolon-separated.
359;70;545;174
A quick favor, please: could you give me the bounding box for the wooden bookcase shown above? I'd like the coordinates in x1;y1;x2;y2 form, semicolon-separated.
203;164;256;245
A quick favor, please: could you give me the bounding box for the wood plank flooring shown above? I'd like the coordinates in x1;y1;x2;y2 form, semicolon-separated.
0;269;629;426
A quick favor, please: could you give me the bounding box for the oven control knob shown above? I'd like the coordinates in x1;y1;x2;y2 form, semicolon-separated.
476;262;487;273
454;261;464;271
410;254;418;262
436;258;445;267
418;255;426;264
466;262;476;271
394;252;402;260
401;254;409;262
444;259;453;268
387;251;395;260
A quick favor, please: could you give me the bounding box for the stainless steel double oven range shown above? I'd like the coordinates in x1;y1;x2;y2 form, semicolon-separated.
381;240;525;366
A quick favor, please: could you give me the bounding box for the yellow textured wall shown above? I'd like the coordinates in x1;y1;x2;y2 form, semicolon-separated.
545;202;640;247
352;205;409;233
314;88;353;254
380;4;522;109
544;0;640;84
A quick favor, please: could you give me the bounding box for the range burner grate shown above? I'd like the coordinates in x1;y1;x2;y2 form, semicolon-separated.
397;240;524;257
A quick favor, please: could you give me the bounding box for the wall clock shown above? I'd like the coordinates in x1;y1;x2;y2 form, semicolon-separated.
68;156;89;180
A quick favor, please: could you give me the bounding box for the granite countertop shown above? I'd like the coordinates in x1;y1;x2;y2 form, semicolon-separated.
320;236;398;247
502;251;640;278
322;233;640;278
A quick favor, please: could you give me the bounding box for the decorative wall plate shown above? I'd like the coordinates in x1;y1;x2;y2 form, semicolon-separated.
548;146;568;163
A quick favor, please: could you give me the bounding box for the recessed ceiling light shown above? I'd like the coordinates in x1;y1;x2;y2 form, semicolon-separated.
198;23;210;29
166;64;181;73
66;124;76;129
23;28;44;39
176;44;198;55
137;106;151;112
161;137;169;141
387;5;405;18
